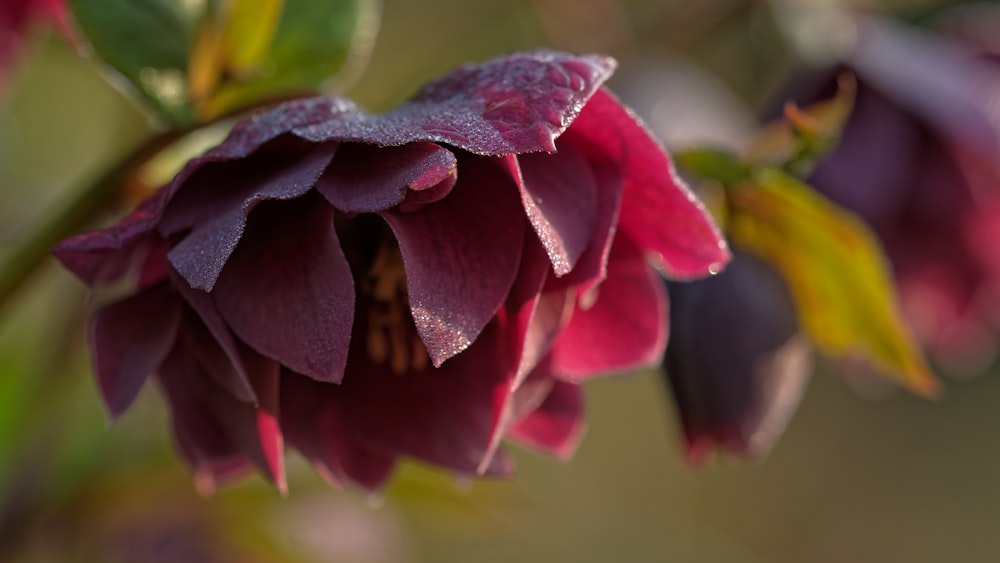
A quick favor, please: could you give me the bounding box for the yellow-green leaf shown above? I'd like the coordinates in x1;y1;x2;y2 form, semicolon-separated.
222;0;286;74
728;168;940;397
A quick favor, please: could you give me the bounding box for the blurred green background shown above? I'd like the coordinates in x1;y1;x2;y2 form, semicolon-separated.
3;0;1000;561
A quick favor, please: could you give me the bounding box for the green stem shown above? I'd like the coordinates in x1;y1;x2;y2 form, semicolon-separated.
0;131;182;313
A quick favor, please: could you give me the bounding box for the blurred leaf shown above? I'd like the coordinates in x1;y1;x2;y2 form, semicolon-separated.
69;0;199;124
675;147;751;187
745;74;856;178
199;0;379;119
728;168;940;397
222;0;286;73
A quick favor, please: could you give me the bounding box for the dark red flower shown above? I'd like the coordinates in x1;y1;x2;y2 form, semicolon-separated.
663;250;811;462
792;17;1000;373
54;51;728;492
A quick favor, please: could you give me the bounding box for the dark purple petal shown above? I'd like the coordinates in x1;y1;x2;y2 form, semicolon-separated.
316;142;457;213
510;380;585;459
158;341;287;491
281;374;397;491
292;52;616;155
664;250;811;461
88;283;181;419
214;195;354;384
176;308;256;404
162;141;338;291
569;88;729;279
53;192;171;290
500;138;598;276
381;155;524;367
551;234;668;380
334;317;514;475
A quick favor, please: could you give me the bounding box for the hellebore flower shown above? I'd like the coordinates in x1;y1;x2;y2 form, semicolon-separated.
663;250;811;461
791;17;1000;373
0;0;71;90
54;51;728;492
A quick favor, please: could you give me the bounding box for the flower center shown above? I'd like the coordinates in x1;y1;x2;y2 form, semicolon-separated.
361;233;430;375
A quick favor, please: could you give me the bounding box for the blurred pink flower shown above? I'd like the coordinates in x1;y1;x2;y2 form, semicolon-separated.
793;17;1000;373
0;0;71;89
54;51;728;492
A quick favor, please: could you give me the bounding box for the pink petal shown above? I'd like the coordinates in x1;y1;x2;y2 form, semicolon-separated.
500;138;598;276
510;380;586;459
292;52;617;155
569;88;729;279
161;141;338;291
316;142;457;213
551;234;668;380
381;155;524;367
547;137;625;298
88;283;182;419
214;196;354;384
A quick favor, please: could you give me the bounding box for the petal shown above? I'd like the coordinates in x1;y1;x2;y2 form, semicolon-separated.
281;373;397;491
176;308;256;404
510;380;586;459
158;342;287;491
214;195;355;384
53;192;171;290
569;88;729;279
162;141;338;291
88;283;182;419
316;142;457;213
551;234;668;380
664;250;812;461
335;318;514;475
172;271;256;403
500;138;598;276
381;155;524;366
292;51;617;155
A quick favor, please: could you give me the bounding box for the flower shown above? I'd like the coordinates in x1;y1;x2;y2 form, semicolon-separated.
663;250;811;462
0;0;71;91
54;51;728;492
792;17;1000;373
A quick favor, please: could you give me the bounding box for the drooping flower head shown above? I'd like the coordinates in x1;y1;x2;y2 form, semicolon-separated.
54;51;728;492
794;17;1000;373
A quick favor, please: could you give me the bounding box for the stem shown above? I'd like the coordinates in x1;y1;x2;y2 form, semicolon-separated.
0;131;182;313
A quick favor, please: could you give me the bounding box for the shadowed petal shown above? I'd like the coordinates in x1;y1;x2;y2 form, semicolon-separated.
569;88;729;279
292;52;617;155
381;156;523;367
334;317;514;475
89;283;181;419
551;234;668;380
158;342;286;491
316;142;457;213
510;380;585;459
214;195;354;384
162;141;338;291
282;374;397;491
500;138;598;276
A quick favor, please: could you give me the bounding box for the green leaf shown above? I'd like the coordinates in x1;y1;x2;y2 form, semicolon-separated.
199;0;380;119
675;147;751;188
69;0;199;124
728;168;940;397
